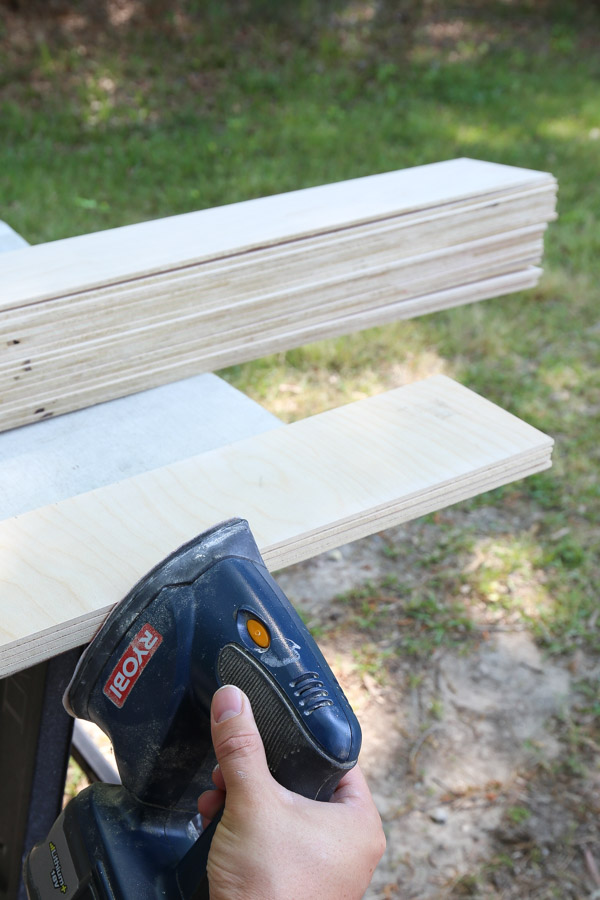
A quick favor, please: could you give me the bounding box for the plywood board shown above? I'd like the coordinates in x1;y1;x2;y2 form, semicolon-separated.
0;267;542;433
0;160;556;433
0;375;553;677
0;227;544;390
0;185;555;334
0;159;555;310
0;223;546;363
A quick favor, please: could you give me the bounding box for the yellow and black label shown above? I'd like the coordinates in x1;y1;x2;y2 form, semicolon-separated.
49;841;68;893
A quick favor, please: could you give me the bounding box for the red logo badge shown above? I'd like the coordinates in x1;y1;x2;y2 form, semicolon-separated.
103;623;163;708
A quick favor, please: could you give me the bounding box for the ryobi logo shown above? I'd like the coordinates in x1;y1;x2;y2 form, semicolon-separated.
103;623;163;708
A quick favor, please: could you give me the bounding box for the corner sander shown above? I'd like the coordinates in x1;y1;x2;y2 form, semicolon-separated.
24;518;361;899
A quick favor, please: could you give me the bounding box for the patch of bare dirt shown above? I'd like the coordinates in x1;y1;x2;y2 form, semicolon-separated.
277;520;600;899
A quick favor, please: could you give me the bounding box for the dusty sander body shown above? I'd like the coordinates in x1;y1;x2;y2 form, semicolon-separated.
24;518;361;899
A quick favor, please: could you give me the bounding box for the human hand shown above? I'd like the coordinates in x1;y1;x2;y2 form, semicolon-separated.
197;684;385;900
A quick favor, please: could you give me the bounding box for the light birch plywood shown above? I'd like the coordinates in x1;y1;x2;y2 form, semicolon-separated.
0;184;555;337
0;267;541;433
0;222;546;369
0;159;555;310
0;256;543;434
0;163;556;432
0;202;551;424
0;226;545;428
0;375;553;677
0;448;551;672
0;226;544;395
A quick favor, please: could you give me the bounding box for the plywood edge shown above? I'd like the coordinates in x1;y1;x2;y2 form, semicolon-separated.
0;375;553;676
0;159;556;310
0;267;544;434
0;446;555;680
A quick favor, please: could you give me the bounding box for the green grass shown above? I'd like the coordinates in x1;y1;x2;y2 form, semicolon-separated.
333;575;476;661
1;0;598;655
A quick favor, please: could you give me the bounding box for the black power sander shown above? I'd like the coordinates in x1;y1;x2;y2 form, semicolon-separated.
24;518;361;899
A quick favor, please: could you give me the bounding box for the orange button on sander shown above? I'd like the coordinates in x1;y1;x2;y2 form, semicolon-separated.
246;618;270;648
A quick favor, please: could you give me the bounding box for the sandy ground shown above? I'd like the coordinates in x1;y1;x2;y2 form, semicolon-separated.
276;528;600;899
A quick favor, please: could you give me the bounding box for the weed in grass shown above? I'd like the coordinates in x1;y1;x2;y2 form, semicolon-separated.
414;530;476;569
573;677;600;717
382;544;401;560
543;535;586;569
340;588;388;632
351;644;392;684
506;805;531;825
561;753;588;778
428;697;444;721
381;574;400;590
334;575;475;659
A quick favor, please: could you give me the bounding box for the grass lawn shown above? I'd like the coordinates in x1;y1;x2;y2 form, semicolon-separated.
1;0;598;655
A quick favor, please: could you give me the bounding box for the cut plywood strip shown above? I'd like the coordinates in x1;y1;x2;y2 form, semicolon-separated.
272;450;550;568
0;267;541;433
0;375;553;677
0;227;544;389
1;614;109;663
0;186;555;337
0;159;555;310
269;469;550;573
4;449;549;670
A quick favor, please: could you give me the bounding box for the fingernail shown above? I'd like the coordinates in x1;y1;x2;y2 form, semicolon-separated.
213;685;243;723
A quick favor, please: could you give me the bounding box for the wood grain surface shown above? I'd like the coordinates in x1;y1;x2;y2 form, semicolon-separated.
0;375;553;677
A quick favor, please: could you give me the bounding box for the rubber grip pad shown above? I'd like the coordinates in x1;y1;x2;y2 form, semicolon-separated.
217;644;345;801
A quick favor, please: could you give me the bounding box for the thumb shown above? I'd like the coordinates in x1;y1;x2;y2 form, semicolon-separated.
211;685;271;798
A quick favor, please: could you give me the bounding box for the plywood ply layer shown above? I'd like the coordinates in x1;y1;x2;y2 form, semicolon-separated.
0;159;556;431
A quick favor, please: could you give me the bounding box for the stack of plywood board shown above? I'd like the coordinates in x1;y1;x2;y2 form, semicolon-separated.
0;158;556;432
0;376;553;677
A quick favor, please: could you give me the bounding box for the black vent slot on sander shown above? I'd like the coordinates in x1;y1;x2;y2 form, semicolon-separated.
290;672;334;714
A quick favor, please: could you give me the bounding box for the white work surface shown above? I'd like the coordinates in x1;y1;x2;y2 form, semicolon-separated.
0;373;282;520
0;220;28;254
